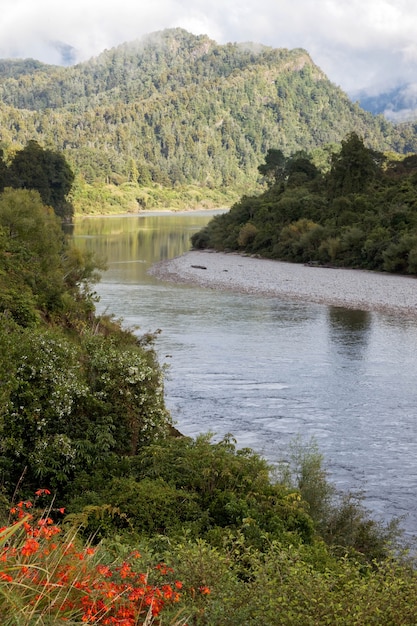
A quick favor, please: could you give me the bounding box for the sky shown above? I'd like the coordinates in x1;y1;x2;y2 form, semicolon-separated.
1;0;416;110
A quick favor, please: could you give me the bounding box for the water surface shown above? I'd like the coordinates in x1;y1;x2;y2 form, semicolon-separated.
73;212;417;536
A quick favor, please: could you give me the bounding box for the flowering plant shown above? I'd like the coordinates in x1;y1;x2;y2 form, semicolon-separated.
0;490;209;625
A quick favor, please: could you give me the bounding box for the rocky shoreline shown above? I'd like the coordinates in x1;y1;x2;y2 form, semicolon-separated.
149;250;417;318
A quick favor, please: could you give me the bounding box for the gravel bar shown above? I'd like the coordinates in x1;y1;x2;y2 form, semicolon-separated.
149;250;417;317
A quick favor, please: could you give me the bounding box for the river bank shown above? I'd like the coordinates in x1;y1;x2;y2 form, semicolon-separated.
149;250;417;317
75;213;417;535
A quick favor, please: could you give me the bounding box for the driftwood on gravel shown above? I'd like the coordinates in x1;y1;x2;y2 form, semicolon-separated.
149;251;417;318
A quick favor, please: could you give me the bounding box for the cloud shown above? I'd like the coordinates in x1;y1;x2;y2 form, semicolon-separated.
1;0;416;97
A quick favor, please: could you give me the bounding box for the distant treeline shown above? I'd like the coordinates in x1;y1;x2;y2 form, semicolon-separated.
192;133;417;275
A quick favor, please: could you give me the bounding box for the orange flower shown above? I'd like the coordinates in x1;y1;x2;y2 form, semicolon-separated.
155;562;173;575
21;538;40;557
97;564;113;578
119;562;133;579
128;587;145;601
199;585;211;595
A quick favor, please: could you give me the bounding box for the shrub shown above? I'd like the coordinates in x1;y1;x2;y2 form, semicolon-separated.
277;437;402;562
0;323;171;497
237;222;258;248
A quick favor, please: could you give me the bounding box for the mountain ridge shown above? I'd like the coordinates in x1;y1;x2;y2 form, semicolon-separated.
0;28;416;204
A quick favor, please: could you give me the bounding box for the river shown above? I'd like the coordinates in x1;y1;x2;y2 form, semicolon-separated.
72;210;417;538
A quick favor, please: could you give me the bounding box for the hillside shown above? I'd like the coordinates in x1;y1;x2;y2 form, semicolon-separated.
0;28;417;211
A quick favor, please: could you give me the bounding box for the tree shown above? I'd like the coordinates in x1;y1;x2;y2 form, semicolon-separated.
286;154;320;187
0;188;66;317
0;324;170;494
258;149;287;186
7;141;75;221
327;133;384;198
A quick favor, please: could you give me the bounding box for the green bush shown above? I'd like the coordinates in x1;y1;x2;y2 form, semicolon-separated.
0;322;171;497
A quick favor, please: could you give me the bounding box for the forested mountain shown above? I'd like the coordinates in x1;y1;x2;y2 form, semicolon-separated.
1;28;417;211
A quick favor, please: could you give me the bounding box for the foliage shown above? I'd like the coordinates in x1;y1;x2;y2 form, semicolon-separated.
153;534;417;626
0;188;172;498
0;186;102;327
0;490;416;626
192;133;417;274
277;437;402;562
1;29;417;212
5;140;75;220
0;188;66;321
1;141;75;221
65;434;402;570
0;322;170;497
70;178;239;215
66;434;314;550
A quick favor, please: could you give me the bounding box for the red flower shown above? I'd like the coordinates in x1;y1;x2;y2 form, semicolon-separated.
21;538;40;557
97;564;113;578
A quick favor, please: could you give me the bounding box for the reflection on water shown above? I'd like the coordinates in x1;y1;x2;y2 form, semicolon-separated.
74;212;212;281
327;307;371;359
328;307;371;335
72;212;417;537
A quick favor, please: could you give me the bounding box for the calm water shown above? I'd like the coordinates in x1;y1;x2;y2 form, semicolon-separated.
73;211;417;537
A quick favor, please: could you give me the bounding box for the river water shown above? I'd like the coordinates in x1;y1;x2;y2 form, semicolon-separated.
73;211;417;537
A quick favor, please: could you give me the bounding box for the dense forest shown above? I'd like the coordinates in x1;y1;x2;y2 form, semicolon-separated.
2;141;417;623
1;28;417;213
192;133;417;275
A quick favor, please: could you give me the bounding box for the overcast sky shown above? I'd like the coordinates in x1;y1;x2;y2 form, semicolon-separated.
1;0;416;98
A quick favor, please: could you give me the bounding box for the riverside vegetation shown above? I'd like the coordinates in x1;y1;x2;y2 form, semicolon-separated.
192;132;417;275
1;148;417;624
1;28;417;214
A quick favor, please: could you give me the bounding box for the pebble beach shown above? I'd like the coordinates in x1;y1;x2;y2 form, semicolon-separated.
149;250;417;317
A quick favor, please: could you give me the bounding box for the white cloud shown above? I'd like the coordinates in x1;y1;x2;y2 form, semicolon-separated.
0;0;416;97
